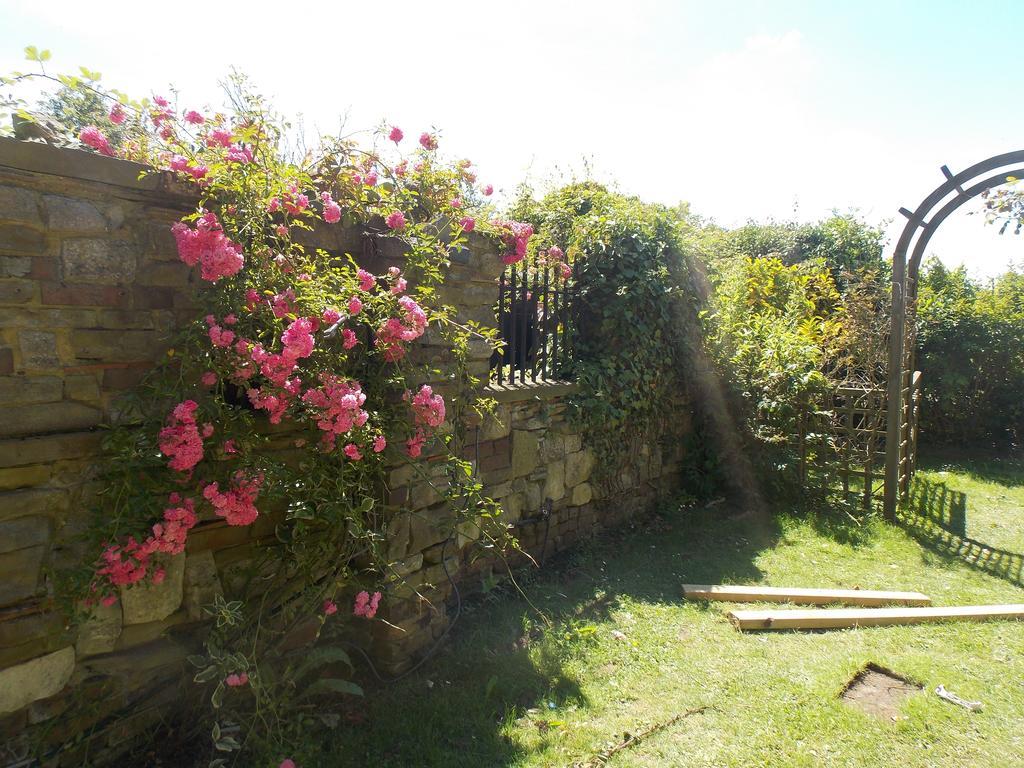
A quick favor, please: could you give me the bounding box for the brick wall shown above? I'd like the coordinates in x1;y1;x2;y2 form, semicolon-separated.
0;137;691;764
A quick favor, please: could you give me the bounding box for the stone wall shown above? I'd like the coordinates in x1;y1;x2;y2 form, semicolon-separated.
372;381;689;672
0;138;690;764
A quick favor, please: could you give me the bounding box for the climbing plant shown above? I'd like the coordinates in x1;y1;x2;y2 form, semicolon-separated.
509;183;696;488
3;49;525;766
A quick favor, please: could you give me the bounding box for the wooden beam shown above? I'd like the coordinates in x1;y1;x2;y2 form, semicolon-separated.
728;604;1024;631
682;584;930;607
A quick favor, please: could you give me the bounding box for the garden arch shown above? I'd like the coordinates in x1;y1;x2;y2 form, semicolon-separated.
884;150;1024;519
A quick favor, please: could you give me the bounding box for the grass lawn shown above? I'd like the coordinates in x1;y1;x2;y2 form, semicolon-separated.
316;452;1024;767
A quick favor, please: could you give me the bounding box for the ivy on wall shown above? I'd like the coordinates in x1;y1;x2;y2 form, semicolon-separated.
510;183;697;488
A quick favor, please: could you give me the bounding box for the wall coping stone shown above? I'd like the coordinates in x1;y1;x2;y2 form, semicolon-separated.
485;380;578;403
0;137;193;200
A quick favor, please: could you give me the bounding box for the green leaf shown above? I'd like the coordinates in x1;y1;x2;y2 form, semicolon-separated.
24;46;39;62
214;736;240;752
39;49;51;62
299;678;363;699
210;681;225;709
293;646;353;681
194;665;221;683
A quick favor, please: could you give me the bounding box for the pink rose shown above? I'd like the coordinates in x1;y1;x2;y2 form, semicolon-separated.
385;211;406;231
322;194;342;224
419;132;438;151
225;672;249;687
388;126;404;143
357;269;376;292
79;126;114;156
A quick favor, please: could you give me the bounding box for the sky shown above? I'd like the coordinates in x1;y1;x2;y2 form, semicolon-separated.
1;0;1021;276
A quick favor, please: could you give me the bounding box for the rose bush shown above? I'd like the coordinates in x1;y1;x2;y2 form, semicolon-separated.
4;50;522;764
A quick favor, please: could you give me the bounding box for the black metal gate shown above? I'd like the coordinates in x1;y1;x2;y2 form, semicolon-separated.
491;253;578;385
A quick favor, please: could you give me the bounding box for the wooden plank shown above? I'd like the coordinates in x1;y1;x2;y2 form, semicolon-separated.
728;604;1024;631
682;584;930;607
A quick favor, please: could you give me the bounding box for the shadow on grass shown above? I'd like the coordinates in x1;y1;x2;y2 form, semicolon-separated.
321;500;783;768
920;447;1024;488
898;474;1024;589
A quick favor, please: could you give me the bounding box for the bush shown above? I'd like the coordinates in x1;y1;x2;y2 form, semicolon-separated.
916;258;1024;447
509;183;698;487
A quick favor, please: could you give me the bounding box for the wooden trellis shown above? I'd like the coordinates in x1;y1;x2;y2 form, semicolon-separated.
796;374;920;513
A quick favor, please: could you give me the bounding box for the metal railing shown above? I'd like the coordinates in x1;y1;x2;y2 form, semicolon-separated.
491;254;577;385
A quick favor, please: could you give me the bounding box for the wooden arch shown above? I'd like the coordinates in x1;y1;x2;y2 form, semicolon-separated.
884;150;1024;519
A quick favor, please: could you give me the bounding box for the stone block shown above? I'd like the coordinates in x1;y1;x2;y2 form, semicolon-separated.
43;196;107;232
18;330;60;369
136;260;191;287
408;506;453;553
486;480;512;499
387;553;424;580
511;429;540;478
540;434;566;463
0;401;102;438
571;482;593;506
0;256;31;277
182;549;223;621
0;186;41;225
0;646;75;714
0;431;101;469
120;553;185;625
0;488;69;524
502;492;525;524
0;375;63;405
61;238;136;284
524;481;543;511
543;460;566;501
385;513;411;560
0;279;36;304
75;601;122;656
0;545;46;606
40;282;130;308
0;465;50;491
0;610;63;651
0;224;45;254
408;481;442;511
0;348;12;375
64;374;101;402
117;610;188;649
0;515;50;553
72;329;159;362
565;449;596;487
455;516;482;550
